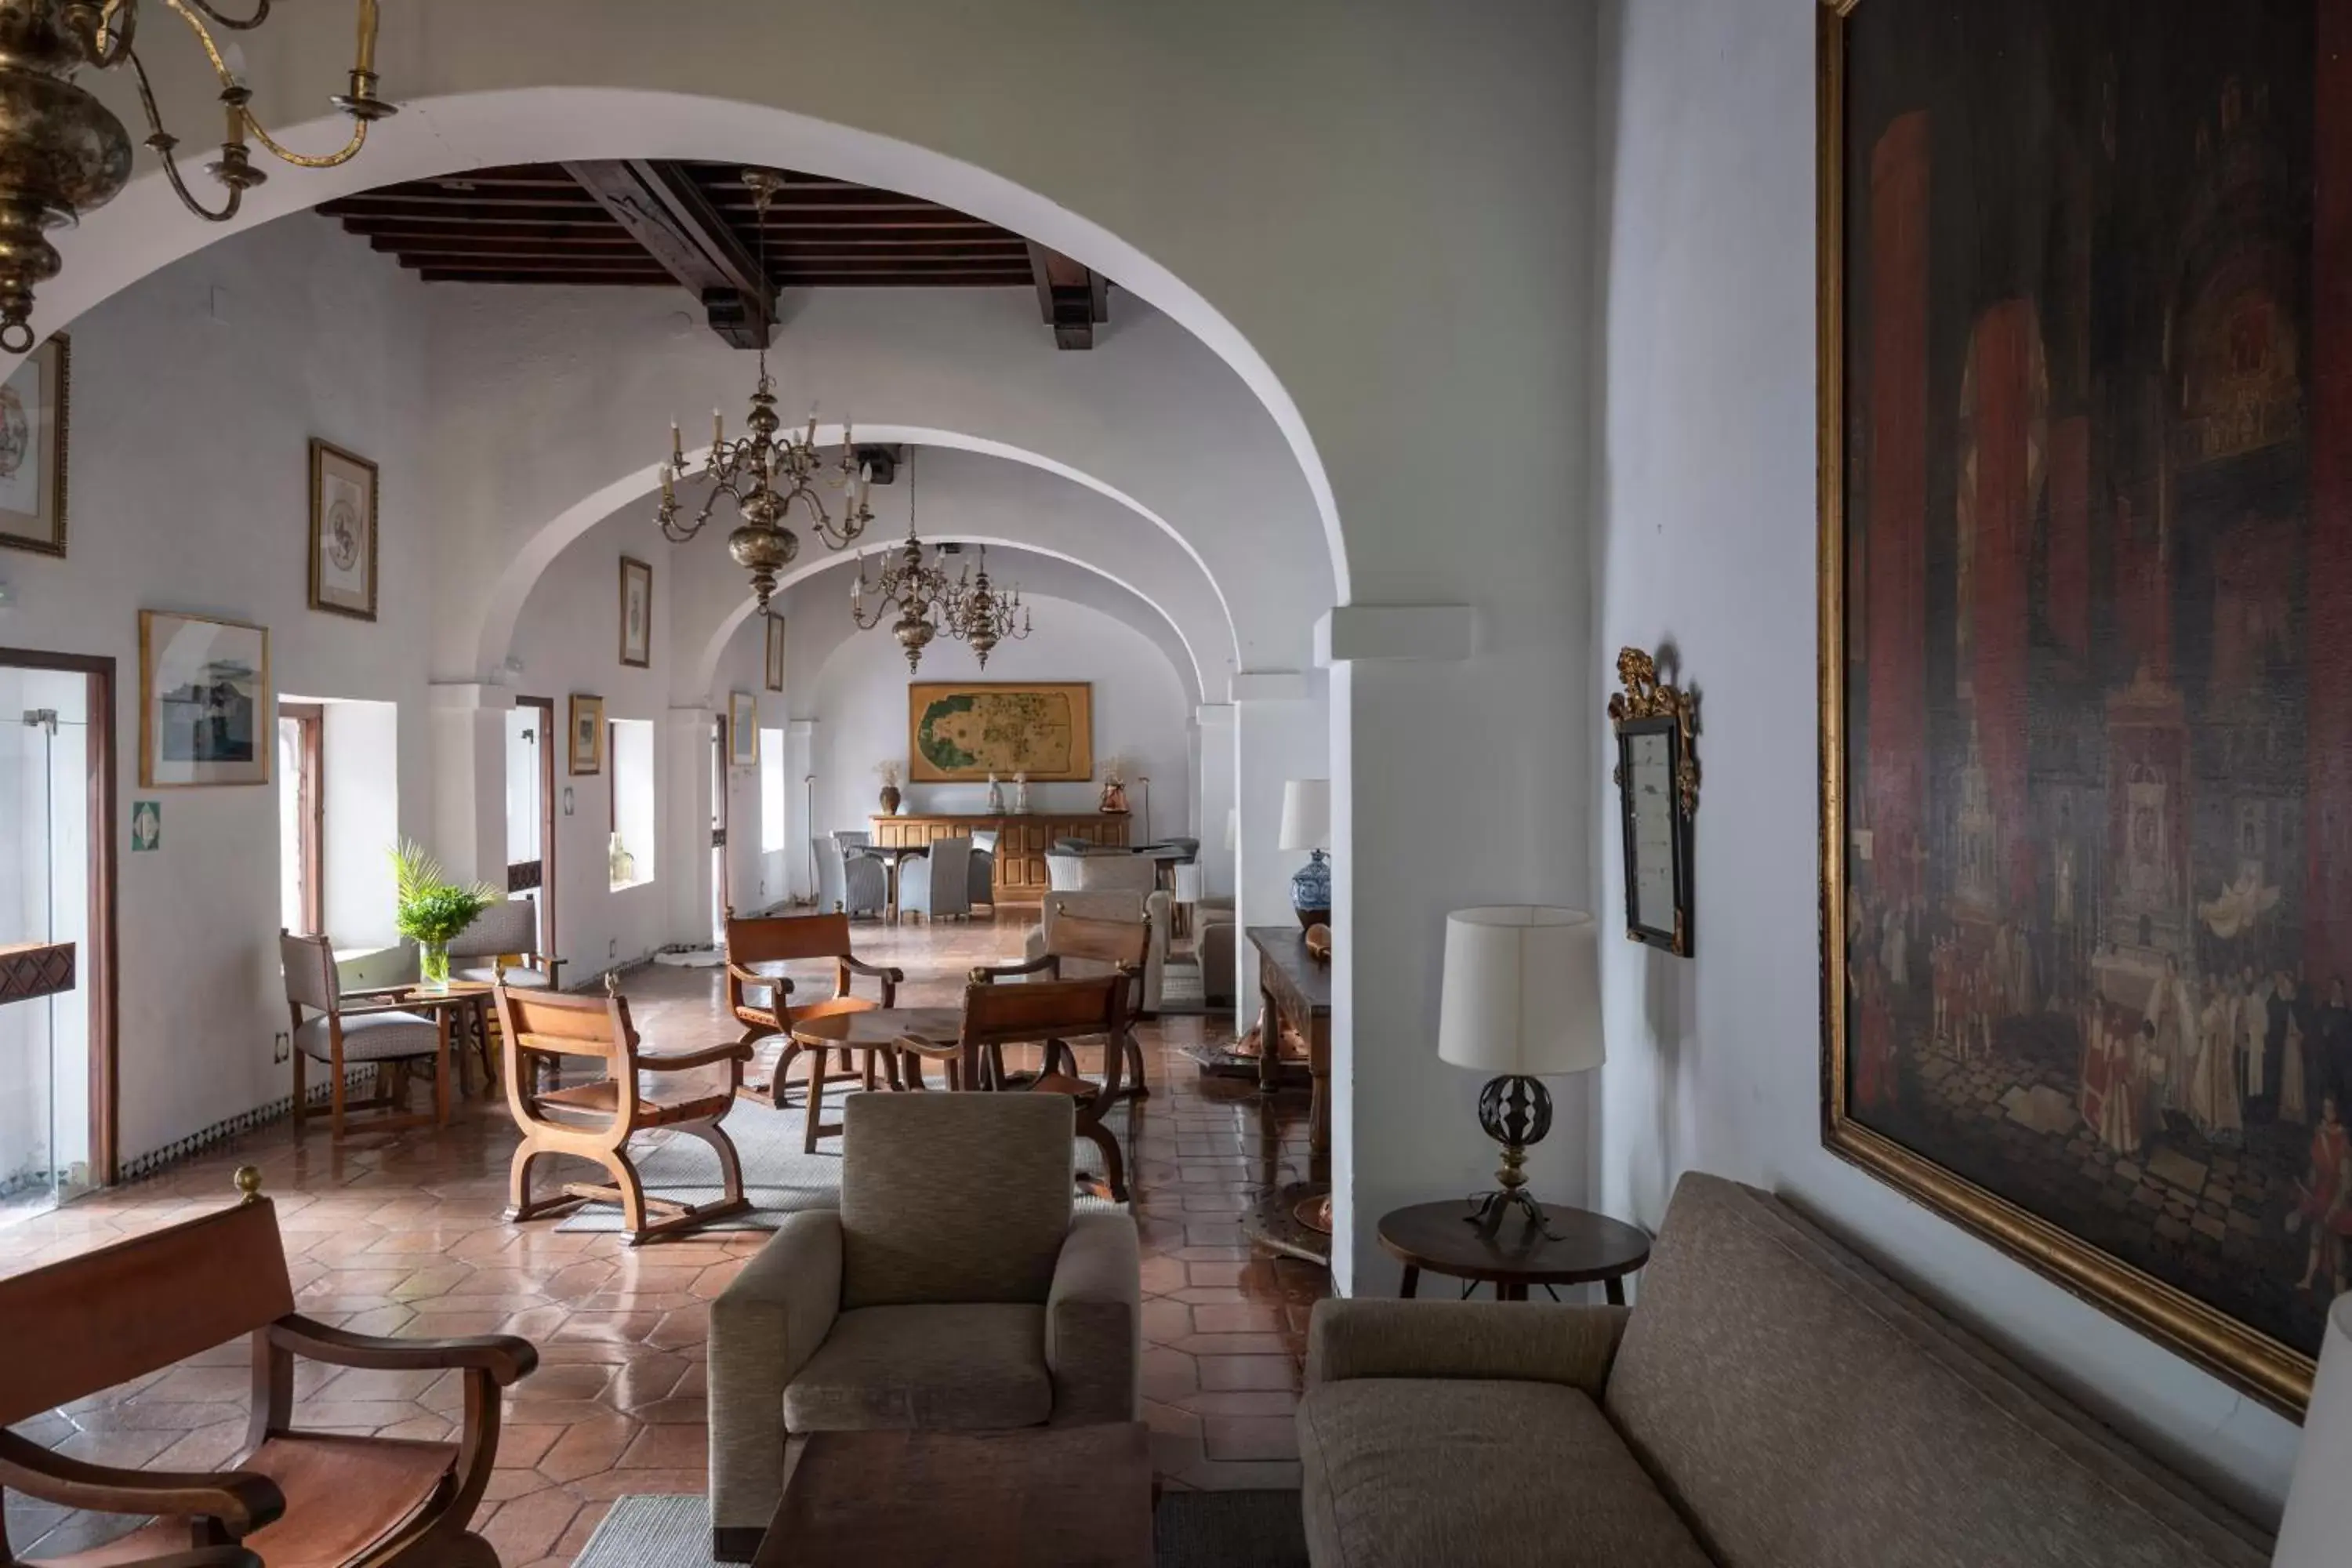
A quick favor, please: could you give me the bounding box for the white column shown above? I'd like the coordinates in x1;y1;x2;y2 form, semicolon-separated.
1195;704;1236;901
1231;673;1327;1031
787;720;818;903
428;682;512;890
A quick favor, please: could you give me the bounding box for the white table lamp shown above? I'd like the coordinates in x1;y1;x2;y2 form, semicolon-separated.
1279;778;1331;928
1437;906;1603;1232
2276;1294;2352;1566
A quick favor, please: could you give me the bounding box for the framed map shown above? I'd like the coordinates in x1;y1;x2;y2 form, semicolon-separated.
909;681;1092;782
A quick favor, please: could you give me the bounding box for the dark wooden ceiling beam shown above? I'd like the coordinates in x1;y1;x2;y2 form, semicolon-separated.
561;159;778;348
1026;241;1110;350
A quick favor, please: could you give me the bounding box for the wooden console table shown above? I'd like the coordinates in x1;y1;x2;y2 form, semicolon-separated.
871;812;1129;902
1249;925;1331;1156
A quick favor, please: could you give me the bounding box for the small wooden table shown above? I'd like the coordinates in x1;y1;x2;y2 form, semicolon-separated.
786;1007;964;1145
758;1424;1153;1567
1377;1200;1652;1304
352;981;498;1098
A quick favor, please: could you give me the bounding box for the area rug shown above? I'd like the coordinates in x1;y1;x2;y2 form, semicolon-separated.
554;1096;1118;1233
1155;958;1213;1015
572;1490;1308;1566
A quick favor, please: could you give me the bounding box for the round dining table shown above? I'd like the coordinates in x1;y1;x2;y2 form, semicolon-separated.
786;1006;967;1144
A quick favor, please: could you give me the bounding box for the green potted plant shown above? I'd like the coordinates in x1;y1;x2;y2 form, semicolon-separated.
390;839;500;992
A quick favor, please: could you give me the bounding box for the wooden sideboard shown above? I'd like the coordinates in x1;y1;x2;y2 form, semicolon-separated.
870;813;1130;902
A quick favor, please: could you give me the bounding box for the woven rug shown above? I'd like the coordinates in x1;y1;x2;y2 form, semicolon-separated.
553;1095;1117;1233
1155;959;1212;1015
573;1489;1307;1566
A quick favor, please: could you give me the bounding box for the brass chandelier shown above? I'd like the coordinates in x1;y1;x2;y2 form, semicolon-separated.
849;450;959;673
943;546;1030;669
0;0;395;353
656;169;873;615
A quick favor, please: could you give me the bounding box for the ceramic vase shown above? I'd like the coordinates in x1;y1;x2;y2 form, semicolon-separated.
880;784;902;815
1290;849;1332;929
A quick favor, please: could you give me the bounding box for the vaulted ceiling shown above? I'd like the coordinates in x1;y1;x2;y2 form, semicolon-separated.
318;161;1112;348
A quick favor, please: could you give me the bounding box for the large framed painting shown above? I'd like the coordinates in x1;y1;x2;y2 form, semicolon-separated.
307;438;378;621
1820;0;2352;1414
139;610;269;788
908;681;1092;783
0;333;68;557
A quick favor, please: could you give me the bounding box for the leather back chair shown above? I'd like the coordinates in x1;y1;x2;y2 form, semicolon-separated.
724;910;902;1118
0;1173;535;1567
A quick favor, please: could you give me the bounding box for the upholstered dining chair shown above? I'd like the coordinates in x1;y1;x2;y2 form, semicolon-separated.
0;1168;537;1567
725;909;902;1149
967;829;999;910
897;969;1138;1200
982;913;1154;1098
445;895;561;989
895;834;973;922
706;1091;1139;1562
278;930;452;1143
494;976;754;1243
812;836;887;918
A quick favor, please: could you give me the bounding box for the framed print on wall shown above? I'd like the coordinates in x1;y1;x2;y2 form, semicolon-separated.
728;691;759;768
764;612;786;693
619;556;653;668
1609;648;1697;956
908;681;1092;782
139;610;270;787
0;332;68;557
568;694;605;775
307;438;379;621
1819;0;2347;1415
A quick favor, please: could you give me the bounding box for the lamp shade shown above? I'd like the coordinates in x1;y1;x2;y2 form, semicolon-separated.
2277;1294;2352;1566
1436;906;1604;1076
1279;779;1330;851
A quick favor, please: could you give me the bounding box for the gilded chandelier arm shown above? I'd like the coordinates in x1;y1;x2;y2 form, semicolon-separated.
64;2;136;69
124;46;245;223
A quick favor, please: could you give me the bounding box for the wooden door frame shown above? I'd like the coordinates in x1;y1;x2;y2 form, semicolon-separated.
278;702;325;937
515;695;557;964
0;647;120;1185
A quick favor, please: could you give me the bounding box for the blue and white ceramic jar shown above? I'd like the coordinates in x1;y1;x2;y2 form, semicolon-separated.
1290;848;1332;927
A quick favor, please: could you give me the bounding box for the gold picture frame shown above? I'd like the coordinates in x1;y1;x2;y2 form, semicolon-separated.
908;681;1092;783
138;609;270;788
307;438;379;621
568;694;605;776
619;556;653;668
0;332;69;557
1817;0;2312;1416
764;612;786;693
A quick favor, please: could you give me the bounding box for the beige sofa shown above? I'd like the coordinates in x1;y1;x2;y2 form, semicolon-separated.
1299;1173;2274;1568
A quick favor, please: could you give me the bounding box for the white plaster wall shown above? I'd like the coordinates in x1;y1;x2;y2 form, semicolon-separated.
0;220;434;1164
315;699;401;951
1590;0;2296;1514
805;593;1192;845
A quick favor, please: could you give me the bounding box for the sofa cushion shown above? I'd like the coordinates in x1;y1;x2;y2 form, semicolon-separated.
1298;1378;1711;1568
1602;1174;2272;1568
785;1303;1051;1432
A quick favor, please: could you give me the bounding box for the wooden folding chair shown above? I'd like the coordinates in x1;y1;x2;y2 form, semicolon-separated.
898;970;1136;1202
975;911;1154;1098
0;1169;535;1567
723;909;902;1147
494;976;755;1244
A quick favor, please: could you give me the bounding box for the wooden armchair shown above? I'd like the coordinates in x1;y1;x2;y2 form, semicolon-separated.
279;930;452;1142
0;1169;535;1568
495;977;754;1244
898;970;1136;1201
978;911;1153;1098
723;910;902;1121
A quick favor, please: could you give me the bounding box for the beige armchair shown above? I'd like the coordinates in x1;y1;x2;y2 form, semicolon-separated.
706;1093;1140;1562
1024;889;1171;1014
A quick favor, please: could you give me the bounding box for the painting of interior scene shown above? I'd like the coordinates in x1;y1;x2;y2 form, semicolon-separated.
1833;0;2350;1368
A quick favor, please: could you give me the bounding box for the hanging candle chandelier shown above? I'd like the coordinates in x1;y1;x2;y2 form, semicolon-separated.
655;169;873;615
849;450;960;672
944;546;1031;669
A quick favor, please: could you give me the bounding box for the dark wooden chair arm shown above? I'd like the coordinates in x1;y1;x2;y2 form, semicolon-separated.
637;1040;757;1071
726;963;795;994
971;954;1057;983
840;954;903;984
0;1430;285;1536
267;1314;539;1385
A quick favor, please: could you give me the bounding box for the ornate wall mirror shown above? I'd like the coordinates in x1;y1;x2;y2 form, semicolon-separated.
1609;646;1698;956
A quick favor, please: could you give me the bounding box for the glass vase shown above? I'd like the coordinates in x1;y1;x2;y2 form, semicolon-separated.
419;939;451;992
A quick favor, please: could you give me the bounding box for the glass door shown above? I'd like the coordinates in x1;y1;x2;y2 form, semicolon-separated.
1;673;94;1221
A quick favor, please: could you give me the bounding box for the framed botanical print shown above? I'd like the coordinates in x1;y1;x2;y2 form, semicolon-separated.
307;439;379;621
0;333;69;556
1820;0;2343;1414
619;556;653;668
139;610;270;787
764;612;786;693
1608;648;1696;956
568;694;604;775
728;691;759;768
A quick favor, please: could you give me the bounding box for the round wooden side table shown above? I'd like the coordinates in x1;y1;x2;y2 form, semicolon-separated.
1377;1200;1652;1304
